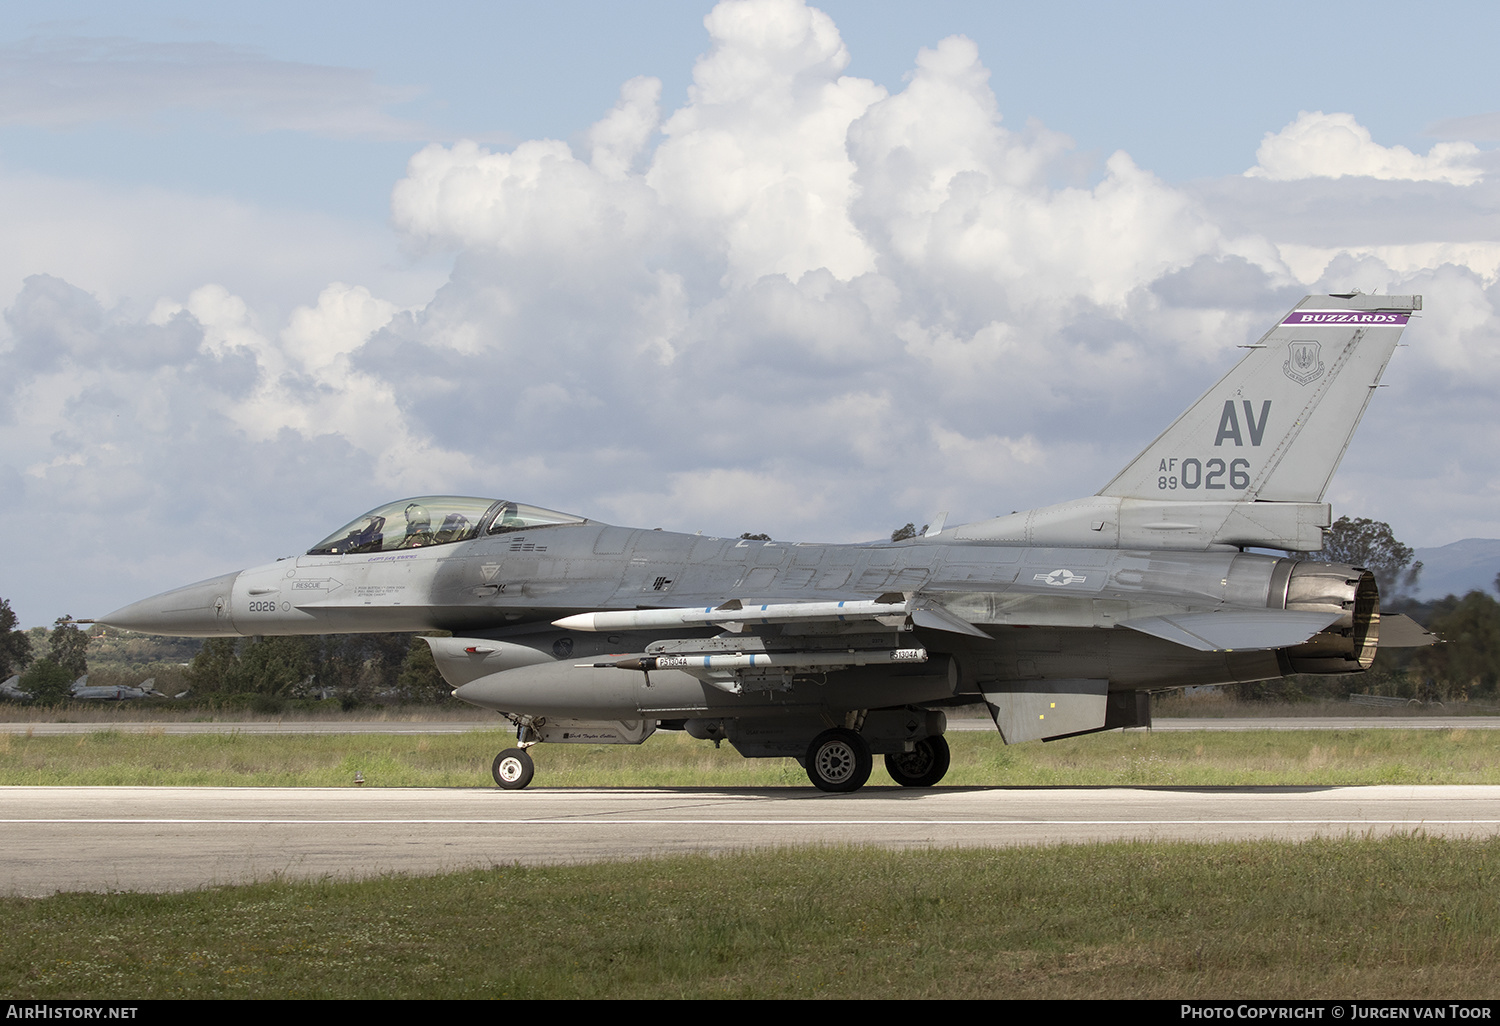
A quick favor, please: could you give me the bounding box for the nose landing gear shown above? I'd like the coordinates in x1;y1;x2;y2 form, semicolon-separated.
492;748;535;789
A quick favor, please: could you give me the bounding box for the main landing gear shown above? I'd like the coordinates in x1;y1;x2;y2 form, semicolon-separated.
492;748;535;790
804;728;873;793
883;735;951;788
803;729;952;792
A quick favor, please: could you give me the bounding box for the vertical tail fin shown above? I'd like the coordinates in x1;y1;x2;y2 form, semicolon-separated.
1100;294;1418;502
949;294;1418;550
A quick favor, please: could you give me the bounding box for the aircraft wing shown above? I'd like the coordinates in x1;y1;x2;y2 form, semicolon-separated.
1119;609;1343;652
555;598;1355;653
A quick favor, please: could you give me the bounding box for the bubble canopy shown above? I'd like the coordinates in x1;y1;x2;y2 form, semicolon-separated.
307;497;587;555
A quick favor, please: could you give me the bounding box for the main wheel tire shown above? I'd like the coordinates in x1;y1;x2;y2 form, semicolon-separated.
804;728;873;793
884;735;951;787
492;748;535;790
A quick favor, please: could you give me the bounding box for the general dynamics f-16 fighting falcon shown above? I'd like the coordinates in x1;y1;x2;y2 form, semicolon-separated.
99;294;1435;792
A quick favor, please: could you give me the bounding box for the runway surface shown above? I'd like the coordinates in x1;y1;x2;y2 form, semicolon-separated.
4;716;1495;735
4;784;1498;896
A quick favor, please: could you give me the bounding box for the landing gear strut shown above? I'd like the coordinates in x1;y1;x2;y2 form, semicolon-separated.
492;748;535;790
804;728;873;793
884;735;951;787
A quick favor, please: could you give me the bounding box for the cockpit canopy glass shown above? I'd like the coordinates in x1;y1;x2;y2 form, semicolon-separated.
487;501;588;535
307;496;586;555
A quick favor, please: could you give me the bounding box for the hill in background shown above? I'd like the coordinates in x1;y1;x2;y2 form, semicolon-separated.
1411;539;1500;600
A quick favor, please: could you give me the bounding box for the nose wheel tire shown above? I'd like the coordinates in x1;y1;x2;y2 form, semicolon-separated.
492;748;535;790
884;734;951;787
804;728;873;793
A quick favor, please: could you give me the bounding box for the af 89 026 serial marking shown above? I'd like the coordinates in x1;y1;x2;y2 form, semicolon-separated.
1159;458;1251;491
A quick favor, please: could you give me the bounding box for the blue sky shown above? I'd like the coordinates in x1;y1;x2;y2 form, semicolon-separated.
8;1;1493;215
2;0;1499;624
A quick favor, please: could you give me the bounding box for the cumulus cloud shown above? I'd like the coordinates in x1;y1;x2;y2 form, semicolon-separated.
362;18;1500;574
374;1;1262;534
847;35;1222;315
393;0;886;287
0;35;427;138
0;272;477;613
4;0;1500;623
1247;110;1481;185
588;76;662;180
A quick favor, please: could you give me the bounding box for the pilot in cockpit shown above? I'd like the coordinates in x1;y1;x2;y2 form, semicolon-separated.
401;502;434;548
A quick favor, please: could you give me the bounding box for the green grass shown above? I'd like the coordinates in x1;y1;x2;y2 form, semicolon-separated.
5;837;1499;999
2;727;1499;787
6;726;1497;998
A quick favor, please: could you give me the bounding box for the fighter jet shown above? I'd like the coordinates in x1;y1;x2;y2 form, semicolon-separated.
0;674;168;702
69;676;167;701
100;293;1433;792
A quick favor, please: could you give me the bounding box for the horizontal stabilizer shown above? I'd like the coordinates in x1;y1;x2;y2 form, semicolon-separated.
1120;609;1343;652
1378;613;1439;648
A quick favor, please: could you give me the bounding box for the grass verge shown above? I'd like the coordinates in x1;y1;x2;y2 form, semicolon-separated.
4;837;1498;999
2;727;1499;787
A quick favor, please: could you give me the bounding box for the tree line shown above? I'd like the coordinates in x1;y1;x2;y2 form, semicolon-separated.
0;604;89;704
0;602;450;708
186;633;452;708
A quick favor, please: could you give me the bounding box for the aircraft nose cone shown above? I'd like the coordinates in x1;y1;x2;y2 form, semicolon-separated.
98;570;242;636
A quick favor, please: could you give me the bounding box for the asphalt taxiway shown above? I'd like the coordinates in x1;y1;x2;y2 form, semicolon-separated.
4;784;1497;896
